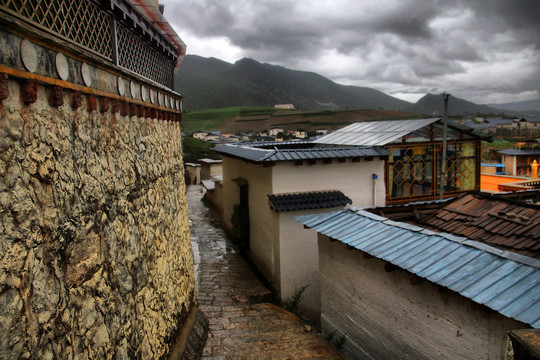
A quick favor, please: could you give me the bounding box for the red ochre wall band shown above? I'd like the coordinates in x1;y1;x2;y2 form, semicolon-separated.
0;67;182;122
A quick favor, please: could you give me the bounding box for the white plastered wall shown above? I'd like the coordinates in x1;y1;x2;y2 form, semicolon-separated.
272;159;386;207
221;156;387;309
221;157;277;285
319;235;527;360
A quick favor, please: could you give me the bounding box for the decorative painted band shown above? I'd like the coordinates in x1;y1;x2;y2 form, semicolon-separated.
0;29;182;112
0;0;179;88
0;70;181;122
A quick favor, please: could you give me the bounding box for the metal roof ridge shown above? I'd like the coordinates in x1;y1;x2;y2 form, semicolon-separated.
259;149;278;161
355;210;540;269
461;239;540;268
270;190;344;196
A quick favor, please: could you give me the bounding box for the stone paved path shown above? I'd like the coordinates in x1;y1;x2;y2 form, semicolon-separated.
187;185;342;360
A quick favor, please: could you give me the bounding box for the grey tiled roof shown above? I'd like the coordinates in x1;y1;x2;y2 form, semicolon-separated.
268;191;352;212
213;143;390;162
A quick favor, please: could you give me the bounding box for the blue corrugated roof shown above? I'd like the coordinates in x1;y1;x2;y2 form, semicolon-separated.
295;208;540;328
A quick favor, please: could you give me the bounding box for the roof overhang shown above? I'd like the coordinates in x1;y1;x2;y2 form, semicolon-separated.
127;0;187;71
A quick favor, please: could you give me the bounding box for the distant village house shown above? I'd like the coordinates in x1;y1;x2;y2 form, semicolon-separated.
315;118;484;204
274;104;295;110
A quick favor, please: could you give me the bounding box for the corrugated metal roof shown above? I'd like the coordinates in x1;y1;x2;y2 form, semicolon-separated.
268;191;352;212
499;149;540;156
294;208;540;328
213;144;390;163
525;116;540;123
486;118;514;125
313;118;441;146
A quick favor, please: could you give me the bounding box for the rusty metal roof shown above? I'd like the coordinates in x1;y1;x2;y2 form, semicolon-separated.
419;194;540;260
268;191;352;212
295;208;540;328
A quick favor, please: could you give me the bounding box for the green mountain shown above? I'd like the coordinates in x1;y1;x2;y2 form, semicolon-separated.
486;99;540;114
410;93;497;116
175;55;505;116
175;55;412;112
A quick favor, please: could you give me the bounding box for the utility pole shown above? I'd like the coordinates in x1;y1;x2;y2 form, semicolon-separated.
439;93;450;200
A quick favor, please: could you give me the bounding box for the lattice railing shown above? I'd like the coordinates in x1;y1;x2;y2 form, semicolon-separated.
388;145;435;200
117;25;175;89
0;0;177;88
1;0;113;59
387;141;480;204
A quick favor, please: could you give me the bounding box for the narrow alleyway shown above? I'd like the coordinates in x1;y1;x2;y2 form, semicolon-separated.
187;185;342;359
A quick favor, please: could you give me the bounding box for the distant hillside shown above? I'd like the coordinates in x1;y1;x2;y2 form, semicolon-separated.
181;107;416;134
410;93;499;116
176;55;507;116
176;55;412;112
486;99;540;113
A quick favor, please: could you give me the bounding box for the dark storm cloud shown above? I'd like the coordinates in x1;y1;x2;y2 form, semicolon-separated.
464;0;540;47
368;1;439;39
164;0;540;103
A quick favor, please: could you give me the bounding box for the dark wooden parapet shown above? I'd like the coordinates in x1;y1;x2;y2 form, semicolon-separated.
0;0;184;90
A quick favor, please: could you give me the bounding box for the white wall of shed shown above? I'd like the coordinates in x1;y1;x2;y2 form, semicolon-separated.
272;160;385;207
221;157;277;287
318;235;527;360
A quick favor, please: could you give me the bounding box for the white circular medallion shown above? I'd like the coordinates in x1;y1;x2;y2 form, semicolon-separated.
130;81;139;99
141;86;148;102
117;77;125;96
81;63;93;87
21;39;38;73
55;53;69;80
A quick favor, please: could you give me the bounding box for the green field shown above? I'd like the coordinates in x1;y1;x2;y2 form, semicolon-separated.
181;106;418;134
181;107;275;133
182;136;220;163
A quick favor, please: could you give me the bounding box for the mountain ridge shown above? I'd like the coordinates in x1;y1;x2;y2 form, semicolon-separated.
486;99;540;113
175;55;526;115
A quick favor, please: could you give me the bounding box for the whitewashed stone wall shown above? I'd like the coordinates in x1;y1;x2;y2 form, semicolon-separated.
319;235;525;360
0;80;195;359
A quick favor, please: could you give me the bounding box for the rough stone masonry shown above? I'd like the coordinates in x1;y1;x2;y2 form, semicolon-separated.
0;77;197;359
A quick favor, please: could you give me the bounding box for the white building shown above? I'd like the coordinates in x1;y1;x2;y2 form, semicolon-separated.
213;141;388;323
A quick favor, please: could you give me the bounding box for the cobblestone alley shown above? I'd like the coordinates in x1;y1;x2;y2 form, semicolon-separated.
187;185;342;359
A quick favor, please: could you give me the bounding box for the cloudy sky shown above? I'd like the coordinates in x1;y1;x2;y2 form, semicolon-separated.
162;0;540;104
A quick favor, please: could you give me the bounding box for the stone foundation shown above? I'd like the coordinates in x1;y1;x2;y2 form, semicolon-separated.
0;77;197;359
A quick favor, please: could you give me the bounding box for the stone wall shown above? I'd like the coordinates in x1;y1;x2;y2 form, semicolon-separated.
0;78;196;359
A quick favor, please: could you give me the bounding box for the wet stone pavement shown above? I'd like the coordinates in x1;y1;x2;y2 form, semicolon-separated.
187;185;342;360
